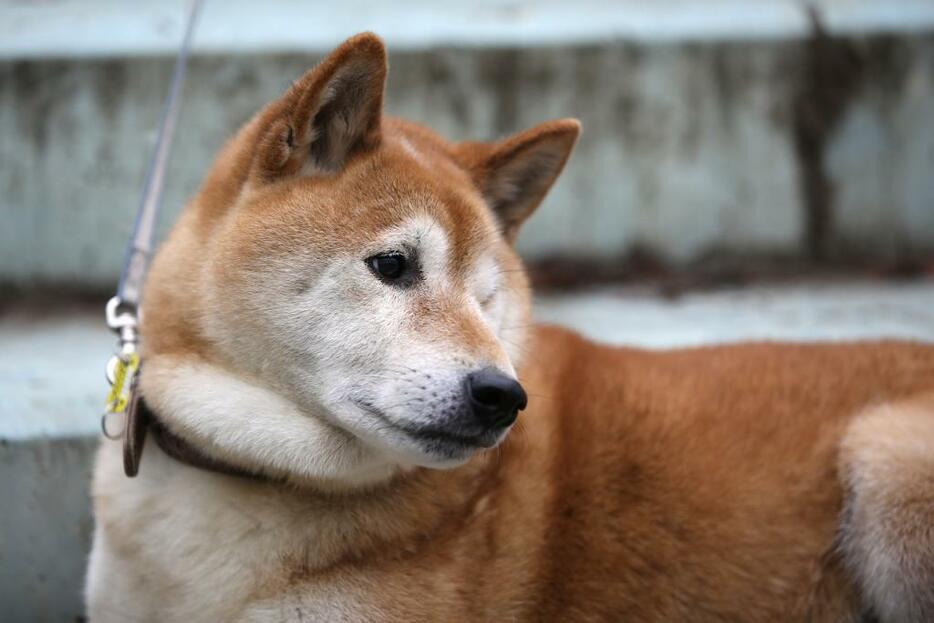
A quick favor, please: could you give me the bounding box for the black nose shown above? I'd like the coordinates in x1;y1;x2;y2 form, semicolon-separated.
466;368;528;428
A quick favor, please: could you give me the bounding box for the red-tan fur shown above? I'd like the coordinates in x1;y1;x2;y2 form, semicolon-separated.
87;33;934;622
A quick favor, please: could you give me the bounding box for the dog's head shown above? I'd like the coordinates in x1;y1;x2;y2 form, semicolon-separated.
145;33;578;478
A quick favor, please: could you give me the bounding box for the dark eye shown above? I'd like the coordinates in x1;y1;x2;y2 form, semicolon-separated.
367;253;407;282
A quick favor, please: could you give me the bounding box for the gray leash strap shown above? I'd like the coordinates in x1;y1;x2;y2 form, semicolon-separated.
116;0;203;311
103;0;203;441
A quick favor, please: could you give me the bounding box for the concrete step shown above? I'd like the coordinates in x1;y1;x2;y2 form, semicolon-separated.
5;1;934;59
3;279;934;619
2;1;934;291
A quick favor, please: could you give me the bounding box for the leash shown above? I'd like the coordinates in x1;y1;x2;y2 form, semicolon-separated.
102;0;203;476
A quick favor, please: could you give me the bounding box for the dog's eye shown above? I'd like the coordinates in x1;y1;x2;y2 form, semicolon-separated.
367;253;407;282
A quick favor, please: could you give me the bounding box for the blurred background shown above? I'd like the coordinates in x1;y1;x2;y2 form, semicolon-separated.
2;1;933;620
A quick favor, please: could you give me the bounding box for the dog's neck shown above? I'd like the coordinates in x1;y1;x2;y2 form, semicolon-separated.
139;398;279;483
139;354;405;490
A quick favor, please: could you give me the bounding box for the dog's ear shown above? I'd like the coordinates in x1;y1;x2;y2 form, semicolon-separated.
252;32;387;182
458;119;580;242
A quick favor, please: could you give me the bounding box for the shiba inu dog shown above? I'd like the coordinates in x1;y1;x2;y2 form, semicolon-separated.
86;33;934;622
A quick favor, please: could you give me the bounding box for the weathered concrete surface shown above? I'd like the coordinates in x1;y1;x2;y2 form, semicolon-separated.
2;34;934;289
0;303;107;621
4;0;934;59
535;279;934;347
1;281;933;619
0;437;96;623
0;303;111;440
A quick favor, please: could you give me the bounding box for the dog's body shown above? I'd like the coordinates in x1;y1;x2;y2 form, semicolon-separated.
86;34;934;621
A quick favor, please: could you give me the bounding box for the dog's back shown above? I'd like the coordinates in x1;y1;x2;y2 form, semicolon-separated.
517;328;934;621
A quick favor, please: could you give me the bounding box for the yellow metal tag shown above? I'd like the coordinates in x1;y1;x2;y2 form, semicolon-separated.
105;352;140;414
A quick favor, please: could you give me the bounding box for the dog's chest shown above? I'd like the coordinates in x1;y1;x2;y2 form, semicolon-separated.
93;443;509;621
239;585;376;622
238;561;487;623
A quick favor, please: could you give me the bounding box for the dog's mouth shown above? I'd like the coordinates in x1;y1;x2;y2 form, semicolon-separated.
352;400;503;452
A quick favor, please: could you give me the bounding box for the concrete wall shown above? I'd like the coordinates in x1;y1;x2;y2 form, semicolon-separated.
0;303;109;621
1;437;96;623
3;34;934;290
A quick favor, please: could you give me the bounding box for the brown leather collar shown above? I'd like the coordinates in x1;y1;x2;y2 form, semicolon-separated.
123;382;275;483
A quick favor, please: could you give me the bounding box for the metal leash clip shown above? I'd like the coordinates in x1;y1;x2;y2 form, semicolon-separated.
102;296;141;440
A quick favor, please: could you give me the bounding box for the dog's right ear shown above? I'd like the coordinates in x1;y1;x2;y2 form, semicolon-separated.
456;119;580;243
251;32;387;182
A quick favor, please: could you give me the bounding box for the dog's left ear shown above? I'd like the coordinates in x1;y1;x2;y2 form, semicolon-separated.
252;32;387;182
458;119;580;242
